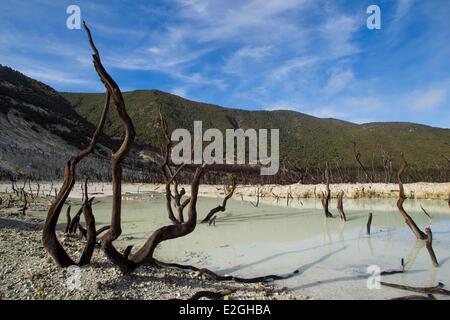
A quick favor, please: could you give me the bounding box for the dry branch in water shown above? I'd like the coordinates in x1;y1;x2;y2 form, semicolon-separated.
366;212;372;235
321;164;333;218
73;22;304;287
391;294;436;300
82;21;197;274
381;282;450;296
397;153;427;240
201;176;237;223
336;191;346;221
249;187;260;207
154;259;300;283
396;153;439;267
425;228;439;267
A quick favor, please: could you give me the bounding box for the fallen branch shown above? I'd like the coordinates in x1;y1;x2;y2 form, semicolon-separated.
154;259;299;283
381;282;450;296
391;294;436;300
380;259;405;275
187;290;235;300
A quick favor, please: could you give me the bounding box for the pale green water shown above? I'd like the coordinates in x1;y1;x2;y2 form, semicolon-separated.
33;194;450;299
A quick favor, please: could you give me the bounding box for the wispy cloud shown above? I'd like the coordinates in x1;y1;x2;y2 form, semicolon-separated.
0;0;449;127
324;68;355;94
409;88;448;112
223;46;272;75
19;66;100;87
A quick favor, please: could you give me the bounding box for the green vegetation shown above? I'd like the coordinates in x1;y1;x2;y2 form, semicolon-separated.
63;90;450;180
1;64;449;183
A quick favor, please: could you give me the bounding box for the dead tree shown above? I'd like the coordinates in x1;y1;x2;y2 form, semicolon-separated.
286;187;293;206
80;21;211;274
36;182;40;198
42;87;110;267
47;181;53;197
201;176;237;224
397;153;427;240
81;22;301;284
64;205;72;233
366;212;373;235
381;149;392;183
20;189;28;216
321;164;333;218
250;187;260;207
425;228;439;267
67;206;83;234
397;153;439;267
10;177;18;196
353;142;374;183
336;191;346;221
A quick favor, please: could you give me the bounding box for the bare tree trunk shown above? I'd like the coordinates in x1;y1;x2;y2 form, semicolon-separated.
68;206;83;234
425;228;439;267
42;88;110;267
336;191;346;221
353;142;373;183
64;205;71;233
20;189;28;216
78;180;97;266
397;153;439;267
366;212;372;235
321;164;333;218
82;22;210;274
250;187;260;207
396;153;427;240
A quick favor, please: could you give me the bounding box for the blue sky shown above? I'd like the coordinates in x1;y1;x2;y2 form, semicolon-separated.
0;0;449;128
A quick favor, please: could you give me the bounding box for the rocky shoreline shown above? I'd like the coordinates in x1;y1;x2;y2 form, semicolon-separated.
0;194;307;300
